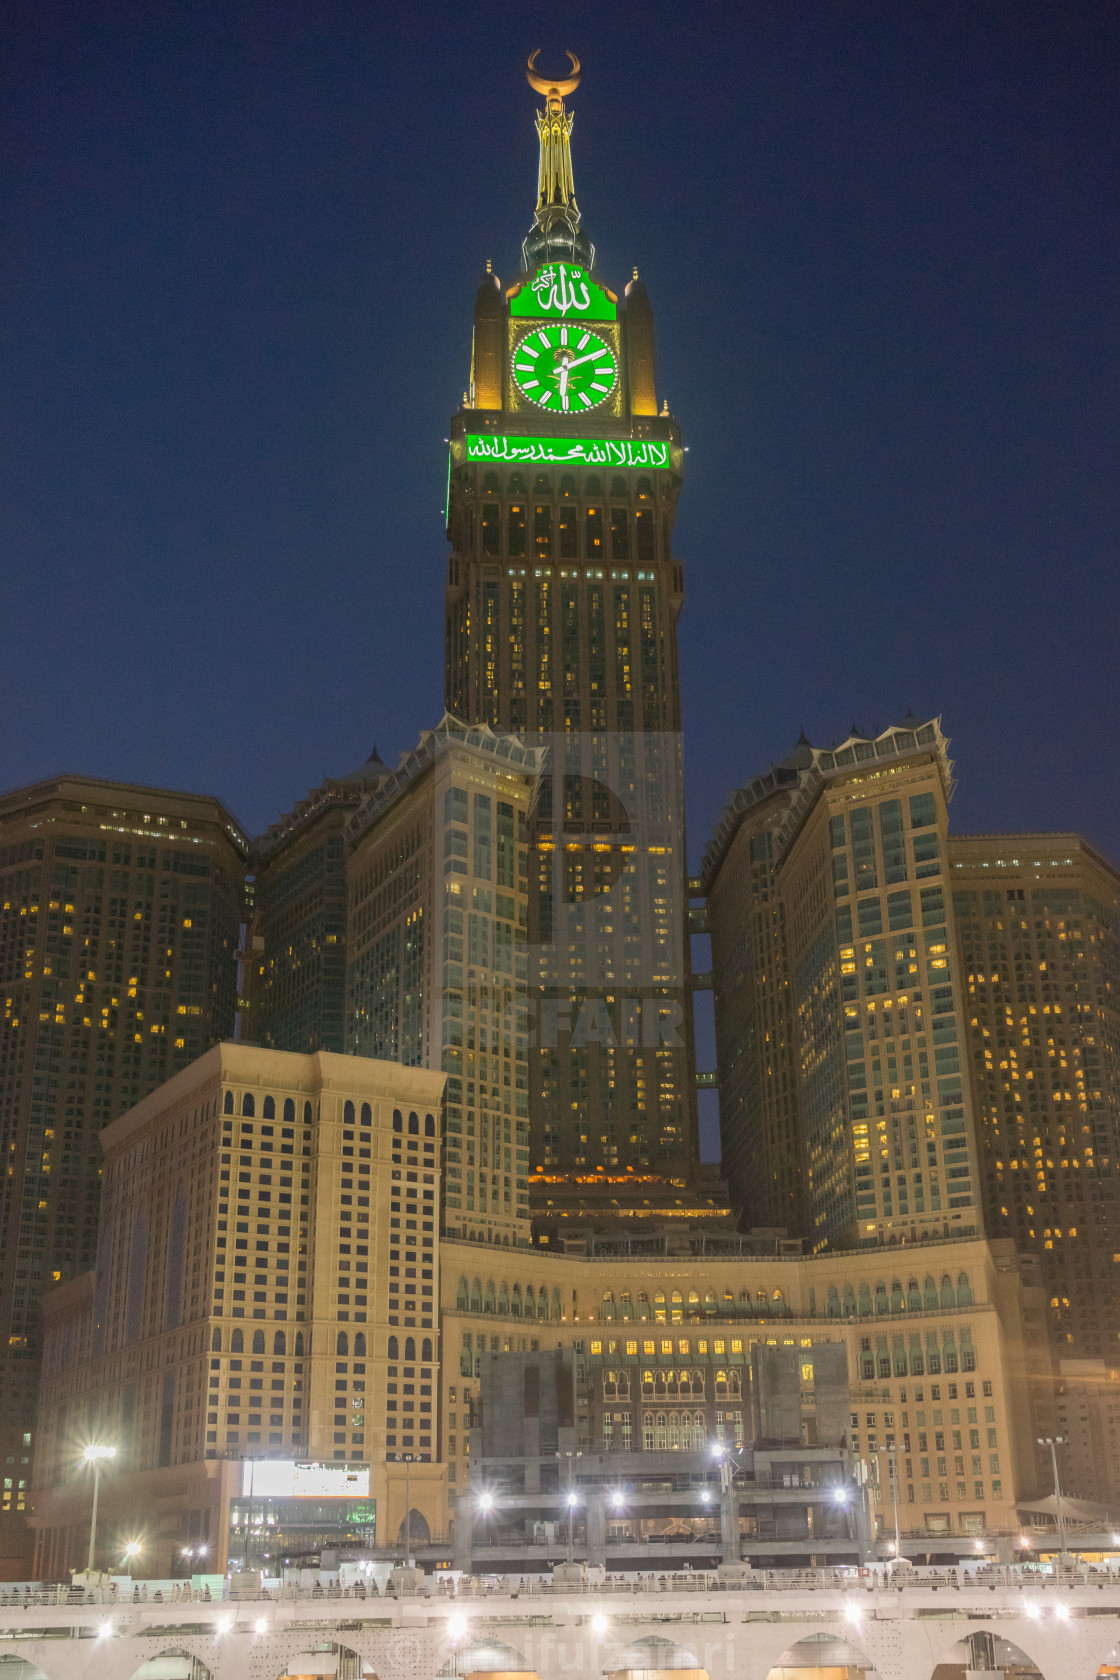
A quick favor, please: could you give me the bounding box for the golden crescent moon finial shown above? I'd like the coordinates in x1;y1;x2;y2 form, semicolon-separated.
526;48;581;101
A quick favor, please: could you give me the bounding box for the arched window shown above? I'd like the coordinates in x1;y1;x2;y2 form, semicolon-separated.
405;1336;416;1361
525;1285;536;1315
843;1284;857;1317
511;1284;522;1317
907;1279;922;1312
303;1100;313;1125
636;475;653;499
875;1282;888;1315
231;1330;243;1353
361;1103;372;1126
421;1337;433;1361
388;1335;399;1360
484;1280;497;1313
533;473;551;494
508;472;526;494
283;1097;295;1122
924;1275;939;1311
858;1282;872;1316
457;1277;469;1310
560;473;576;495
497;1284;510;1316
262;1095;275;1119
610;475;627;497
602;1290;614;1321
827;1286;841;1319
654;1289;666;1323
295;1332;304;1356
957;1271;973;1306
393;1109;403;1133
891;1281;905;1313
483;470;500;493
273;1331;286;1355
425;1113;436;1136
344;1100;355;1125
408;1111;419;1134
211;1329;222;1351
471;1278;483;1313
223;1090;234;1114
354;1332;366;1357
552;1286;562;1320
337;1331;349;1355
940;1274;955;1309
688;1289;700;1310
586;475;601;494
242;1093;255;1117
252;1330;264;1354
671;1289;682;1323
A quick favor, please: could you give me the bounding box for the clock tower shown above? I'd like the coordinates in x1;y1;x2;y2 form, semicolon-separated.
444;54;699;1226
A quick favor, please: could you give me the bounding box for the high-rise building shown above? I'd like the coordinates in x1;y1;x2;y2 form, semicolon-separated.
704;720;984;1252
247;750;388;1054
703;753;809;1240
29;1041;446;1579
345;716;543;1249
442;55;697;1216
949;833;1120;1355
0;774;246;1563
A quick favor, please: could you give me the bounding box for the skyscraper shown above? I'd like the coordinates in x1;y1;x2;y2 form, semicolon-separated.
344;716;542;1249
248;750;389;1055
949;832;1120;1355
442;54;698;1218
0;774;245;1560
704;720;984;1251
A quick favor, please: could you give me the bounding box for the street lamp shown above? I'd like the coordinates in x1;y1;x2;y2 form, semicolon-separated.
81;1444;117;1573
1037;1436;1070;1561
123;1541;141;1577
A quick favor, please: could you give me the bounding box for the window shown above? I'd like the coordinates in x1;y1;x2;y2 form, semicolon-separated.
405;1336;416;1360
263;1095;275;1119
337;1332;349;1356
354;1333;366;1357
242;1093;255;1117
273;1332;286;1355
231;1330;243;1354
388;1336;399;1359
223;1090;234;1114
252;1330;265;1354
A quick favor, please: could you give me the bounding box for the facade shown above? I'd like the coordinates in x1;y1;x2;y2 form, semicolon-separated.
438;1230;1047;1546
247;750;389;1055
949;833;1120;1357
30;1042;445;1579
442;60;698;1216
0;773;245;1565
345;716;543;1250
1053;1357;1120;1507
453;1343;863;1571
28;1047;1047;1574
704;719;983;1253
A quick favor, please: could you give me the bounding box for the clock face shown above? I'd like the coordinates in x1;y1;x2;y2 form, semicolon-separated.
512;324;618;414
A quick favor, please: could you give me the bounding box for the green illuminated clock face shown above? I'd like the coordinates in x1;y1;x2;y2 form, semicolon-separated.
512;324;618;414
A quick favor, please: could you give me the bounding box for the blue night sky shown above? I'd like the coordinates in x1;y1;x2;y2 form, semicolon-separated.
3;2;1118;1151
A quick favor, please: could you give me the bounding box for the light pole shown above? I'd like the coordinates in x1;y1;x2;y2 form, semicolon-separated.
402;1453;414;1566
123;1541;141;1578
559;1450;581;1565
1037;1436;1070;1561
82;1444;117;1573
879;1445;901;1562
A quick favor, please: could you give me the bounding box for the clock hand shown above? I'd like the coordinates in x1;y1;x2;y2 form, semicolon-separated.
558;346;611;372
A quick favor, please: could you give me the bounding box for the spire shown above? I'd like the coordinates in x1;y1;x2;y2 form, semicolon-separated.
522;50;594;272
